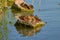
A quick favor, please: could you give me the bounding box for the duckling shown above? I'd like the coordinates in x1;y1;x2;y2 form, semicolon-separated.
20;3;30;9
34;15;42;22
29;5;34;9
19;16;25;20
18;15;42;25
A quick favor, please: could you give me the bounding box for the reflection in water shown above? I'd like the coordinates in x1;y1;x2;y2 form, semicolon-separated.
14;21;44;36
0;11;3;40
11;7;34;16
0;8;9;40
0;13;2;25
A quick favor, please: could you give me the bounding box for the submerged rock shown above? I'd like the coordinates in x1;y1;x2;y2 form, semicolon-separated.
15;15;45;27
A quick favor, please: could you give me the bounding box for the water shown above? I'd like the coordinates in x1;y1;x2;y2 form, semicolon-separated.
0;0;60;40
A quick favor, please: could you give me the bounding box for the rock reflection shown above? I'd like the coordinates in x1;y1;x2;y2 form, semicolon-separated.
11;7;34;16
14;21;44;36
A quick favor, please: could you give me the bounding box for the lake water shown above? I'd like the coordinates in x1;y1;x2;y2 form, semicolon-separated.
0;0;60;40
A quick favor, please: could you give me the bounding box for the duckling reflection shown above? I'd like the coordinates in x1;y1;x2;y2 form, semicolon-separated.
14;21;44;36
11;7;34;16
0;13;2;23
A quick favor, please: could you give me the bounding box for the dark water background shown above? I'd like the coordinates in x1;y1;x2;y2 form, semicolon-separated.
0;0;60;40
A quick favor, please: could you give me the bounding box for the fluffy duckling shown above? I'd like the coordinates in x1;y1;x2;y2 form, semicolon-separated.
20;3;30;9
19;15;42;25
